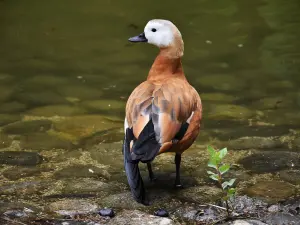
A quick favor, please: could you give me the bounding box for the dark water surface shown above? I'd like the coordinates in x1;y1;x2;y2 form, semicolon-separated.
1;0;300;223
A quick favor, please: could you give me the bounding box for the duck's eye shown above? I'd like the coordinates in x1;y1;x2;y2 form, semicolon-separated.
151;28;157;32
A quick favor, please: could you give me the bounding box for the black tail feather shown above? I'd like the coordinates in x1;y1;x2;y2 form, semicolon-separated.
123;127;148;205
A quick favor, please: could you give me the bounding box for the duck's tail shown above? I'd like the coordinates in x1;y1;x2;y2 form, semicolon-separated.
123;119;160;205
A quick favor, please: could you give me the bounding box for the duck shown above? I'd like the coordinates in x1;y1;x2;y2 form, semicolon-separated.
123;19;202;205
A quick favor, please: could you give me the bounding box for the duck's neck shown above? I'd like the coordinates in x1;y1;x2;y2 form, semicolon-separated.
147;48;185;82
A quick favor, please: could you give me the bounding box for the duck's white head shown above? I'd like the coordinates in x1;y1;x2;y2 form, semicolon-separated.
128;19;184;57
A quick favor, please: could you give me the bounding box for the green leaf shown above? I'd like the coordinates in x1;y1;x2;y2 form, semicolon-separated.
218;148;227;159
207;171;217;176
227;178;236;187
219;164;230;175
208;159;217;169
228;188;236;195
207;145;216;157
209;174;219;181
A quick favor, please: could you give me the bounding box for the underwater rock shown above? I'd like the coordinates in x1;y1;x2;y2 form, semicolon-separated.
279;170;300;185
239;151;300;173
20;132;75;150
227;136;284;150
200;93;237;102
81;99;126;112
2;119;52;135
107;210;175;225
22;75;69;88
245;181;296;203
53;115;122;142
0;85;14;102
2;166;50;180
54;164;110;179
293;137;300;149
47;199;98;216
27;105;87;117
0;133;12;149
251;96;292;110
196;74;247;91
101;192;146;210
0;114;21;126
0;181;47;195
57;85;103;100
0;101;27;114
17;91;68;106
0;151;43;166
0;73;14;84
206;104;254;120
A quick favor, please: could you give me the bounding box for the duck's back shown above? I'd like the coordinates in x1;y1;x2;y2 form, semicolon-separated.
125;77;201;147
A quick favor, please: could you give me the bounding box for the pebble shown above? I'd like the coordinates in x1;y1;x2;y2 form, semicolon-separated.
154;209;169;217
99;208;115;217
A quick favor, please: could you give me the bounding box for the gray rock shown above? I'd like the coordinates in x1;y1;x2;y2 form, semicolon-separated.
227;136;284;150
265;212;300;225
47;199;98;216
239;151;300;173
107;210;176;225
54;165;110;179
101;192;146;210
225;219;268;225
0;151;43;166
20;133;74;150
230;196;268;215
2;119;52;134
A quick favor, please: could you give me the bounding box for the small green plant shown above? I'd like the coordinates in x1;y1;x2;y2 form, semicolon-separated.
207;145;236;217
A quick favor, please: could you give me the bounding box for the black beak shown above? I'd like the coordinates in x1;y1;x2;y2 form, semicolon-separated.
128;32;148;43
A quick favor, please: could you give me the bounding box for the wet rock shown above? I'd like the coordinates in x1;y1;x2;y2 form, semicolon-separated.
22;75;69;88
3;209;29;218
0;101;27;113
81;99;125;112
279;170;300;185
245;181;296;203
0;114;21;126
47;199;98;216
224;220;267;225
0;73;14;84
154;209;169;217
227;136;284;150
0;151;43;166
2;166;50;180
268;204;280;213
99;208;115;217
207;104;254;120
0;181;47;195
239;151;300;173
57;85;103;100
0;86;14;102
20;133;74;150
178;186;223;203
27;105;86;117
264;212;300;225
2;119;52;134
200;93;237;102
63;178;123;194
230;195;268;216
107;209;175;225
53;115;122;142
101;192;146;210
17;91;68;106
0;133;12;149
54;165;110;179
174;205;222;224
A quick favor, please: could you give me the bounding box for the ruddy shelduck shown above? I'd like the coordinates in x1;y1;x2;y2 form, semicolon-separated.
123;19;202;205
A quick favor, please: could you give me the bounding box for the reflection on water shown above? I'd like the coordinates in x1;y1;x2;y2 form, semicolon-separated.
0;0;300;221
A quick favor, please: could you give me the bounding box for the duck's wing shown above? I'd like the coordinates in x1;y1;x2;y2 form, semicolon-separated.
126;79;201;146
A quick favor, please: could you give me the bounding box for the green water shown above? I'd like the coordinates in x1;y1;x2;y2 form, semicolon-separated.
1;0;300;221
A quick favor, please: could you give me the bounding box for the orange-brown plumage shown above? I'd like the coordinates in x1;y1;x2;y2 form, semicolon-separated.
123;19;202;205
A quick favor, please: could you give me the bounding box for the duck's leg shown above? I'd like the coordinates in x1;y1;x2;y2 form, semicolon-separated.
147;162;156;181
175;153;183;188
